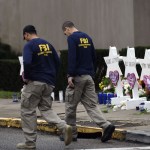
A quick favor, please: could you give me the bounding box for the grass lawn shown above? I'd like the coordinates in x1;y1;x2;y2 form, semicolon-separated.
0;91;20;99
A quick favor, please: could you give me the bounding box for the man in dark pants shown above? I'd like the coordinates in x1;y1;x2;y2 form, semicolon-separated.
61;21;115;142
17;25;72;149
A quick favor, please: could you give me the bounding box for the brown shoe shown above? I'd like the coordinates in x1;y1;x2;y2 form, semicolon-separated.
64;125;72;146
16;143;36;149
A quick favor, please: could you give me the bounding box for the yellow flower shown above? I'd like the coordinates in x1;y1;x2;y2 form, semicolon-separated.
100;85;104;90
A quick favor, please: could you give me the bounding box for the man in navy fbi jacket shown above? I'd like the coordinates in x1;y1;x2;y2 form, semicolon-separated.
61;21;115;142
17;25;72;149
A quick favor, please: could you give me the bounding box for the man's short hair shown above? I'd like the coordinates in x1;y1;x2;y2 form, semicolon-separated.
62;21;75;31
23;25;37;35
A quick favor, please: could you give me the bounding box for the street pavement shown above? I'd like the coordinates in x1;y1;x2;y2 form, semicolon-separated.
0;127;148;150
0;98;150;144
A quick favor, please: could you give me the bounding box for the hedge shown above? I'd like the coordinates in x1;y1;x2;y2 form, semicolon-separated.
58;46;150;92
0;59;23;91
0;42;21;59
0;42;22;92
0;46;150;94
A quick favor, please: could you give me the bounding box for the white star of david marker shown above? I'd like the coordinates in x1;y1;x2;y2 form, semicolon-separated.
122;47;139;99
104;46;122;78
138;49;150;80
104;46;123;97
18;56;23;75
122;47;139;79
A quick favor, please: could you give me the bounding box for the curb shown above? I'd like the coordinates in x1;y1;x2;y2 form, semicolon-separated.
1;118;150;144
0;117;126;140
77;125;126;140
126;130;150;144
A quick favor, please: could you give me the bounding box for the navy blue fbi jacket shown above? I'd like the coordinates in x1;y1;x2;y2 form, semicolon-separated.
23;38;60;86
67;31;96;77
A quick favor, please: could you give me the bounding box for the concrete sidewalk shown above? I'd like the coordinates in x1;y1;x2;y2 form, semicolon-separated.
0;99;150;144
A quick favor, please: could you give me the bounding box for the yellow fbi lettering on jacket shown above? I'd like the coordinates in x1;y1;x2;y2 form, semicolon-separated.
78;38;91;48
38;44;52;56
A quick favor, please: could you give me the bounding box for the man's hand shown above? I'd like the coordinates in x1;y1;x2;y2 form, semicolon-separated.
22;72;29;84
68;77;75;88
23;79;29;84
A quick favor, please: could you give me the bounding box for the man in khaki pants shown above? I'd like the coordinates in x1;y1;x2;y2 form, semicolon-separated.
17;25;72;149
61;21;115;142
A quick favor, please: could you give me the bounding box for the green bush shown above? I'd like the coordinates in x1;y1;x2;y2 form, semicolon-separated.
54;50;68;97
0;41;22;93
95;49;109;90
0;59;23;91
58;47;150;93
57;49;109;92
1;46;150;95
0;41;21;59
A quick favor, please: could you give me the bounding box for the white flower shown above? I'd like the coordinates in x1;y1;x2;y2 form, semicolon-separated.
138;89;146;96
103;87;106;91
113;105;118;111
124;84;130;89
125;89;129;94
120;100;126;106
121;105;126;110
107;85;111;89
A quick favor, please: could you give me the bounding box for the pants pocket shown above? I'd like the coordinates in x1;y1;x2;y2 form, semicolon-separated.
21;92;32;108
65;88;74;102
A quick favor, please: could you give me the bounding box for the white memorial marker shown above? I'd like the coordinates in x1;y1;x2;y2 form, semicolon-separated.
104;47;122;78
104;46;128;105
138;49;150;111
138;49;150;80
122;47;146;109
59;91;63;103
122;47;138;79
51;92;55;101
18;56;24;75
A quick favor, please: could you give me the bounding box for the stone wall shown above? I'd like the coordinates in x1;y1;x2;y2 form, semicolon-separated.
0;0;149;52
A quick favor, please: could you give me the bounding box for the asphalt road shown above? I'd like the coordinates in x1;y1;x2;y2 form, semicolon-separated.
0;127;149;150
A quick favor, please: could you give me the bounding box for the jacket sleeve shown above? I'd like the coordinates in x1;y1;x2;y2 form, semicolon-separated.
23;43;33;79
67;37;76;76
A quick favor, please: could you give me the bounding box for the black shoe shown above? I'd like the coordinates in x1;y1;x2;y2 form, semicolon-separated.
101;124;115;142
60;135;77;142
